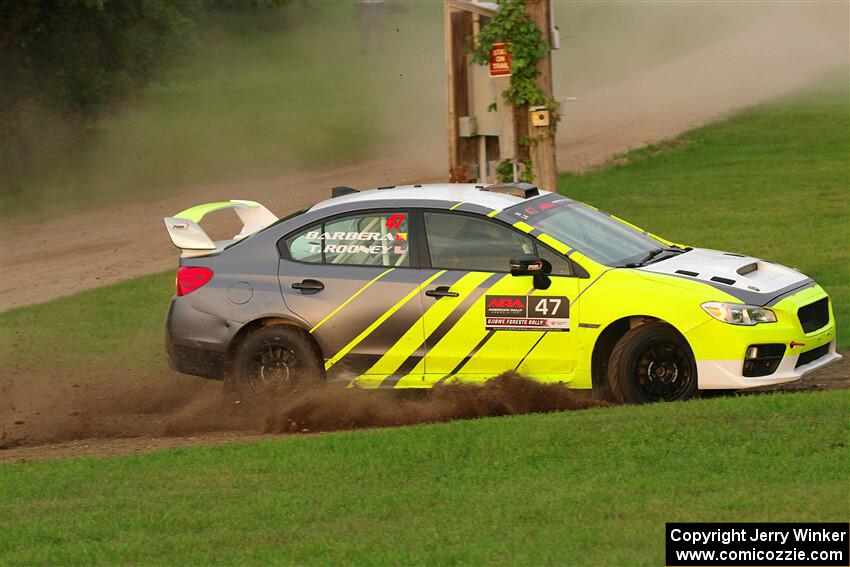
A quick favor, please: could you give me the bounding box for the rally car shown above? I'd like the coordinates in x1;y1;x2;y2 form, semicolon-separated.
163;183;840;403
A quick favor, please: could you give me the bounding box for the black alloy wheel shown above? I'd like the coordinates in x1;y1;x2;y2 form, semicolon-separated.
607;322;698;403
228;326;323;394
632;341;695;401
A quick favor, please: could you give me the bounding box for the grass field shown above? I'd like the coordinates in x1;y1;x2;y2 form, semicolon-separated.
1;390;847;564
2;73;847;377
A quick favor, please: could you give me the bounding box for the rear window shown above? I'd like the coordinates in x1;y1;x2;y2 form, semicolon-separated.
284;211;410;267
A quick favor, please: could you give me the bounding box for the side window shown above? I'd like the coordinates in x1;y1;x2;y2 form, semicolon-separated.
286;223;322;263
536;245;573;276
285;211;410;267
323;212;409;267
425;212;534;272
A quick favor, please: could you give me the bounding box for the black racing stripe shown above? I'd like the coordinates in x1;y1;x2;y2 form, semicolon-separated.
352;270;465;358
513;332;547;371
644;269;817;307
381;356;423;388
445;330;495;378
424;273;504;349
379;356;423;388
313;268;439;356
443;285;536;379
394;354;424;379
381;273;503;386
765;279;817;306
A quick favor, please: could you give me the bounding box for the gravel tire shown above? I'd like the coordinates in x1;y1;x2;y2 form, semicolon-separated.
607;322;698;404
226;326;323;394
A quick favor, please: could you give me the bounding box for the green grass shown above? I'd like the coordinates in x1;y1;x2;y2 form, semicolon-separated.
0;272;174;372
1;390;847;565
559;72;850;347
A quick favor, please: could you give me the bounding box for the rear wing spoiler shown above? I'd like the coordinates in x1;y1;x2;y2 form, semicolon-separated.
164;200;277;257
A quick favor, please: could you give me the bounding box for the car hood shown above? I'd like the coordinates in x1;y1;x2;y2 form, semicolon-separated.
637;248;814;306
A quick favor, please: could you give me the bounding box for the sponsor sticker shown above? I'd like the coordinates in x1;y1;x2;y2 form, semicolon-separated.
485;295;570;331
305;230;408;257
385;213;406;229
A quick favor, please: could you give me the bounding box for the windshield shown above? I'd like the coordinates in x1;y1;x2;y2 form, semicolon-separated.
505;196;671;267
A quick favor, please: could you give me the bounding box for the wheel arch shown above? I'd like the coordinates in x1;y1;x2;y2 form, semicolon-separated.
590;315;694;393
225;316;324;374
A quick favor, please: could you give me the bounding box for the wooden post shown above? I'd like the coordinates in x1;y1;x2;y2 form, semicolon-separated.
445;3;476;182
524;0;557;192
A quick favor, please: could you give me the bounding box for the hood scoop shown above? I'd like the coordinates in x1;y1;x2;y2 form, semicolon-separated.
711;276;737;286
737;262;758;276
675;269;699;277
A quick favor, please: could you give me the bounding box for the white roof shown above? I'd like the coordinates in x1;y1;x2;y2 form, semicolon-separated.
310;183;551;213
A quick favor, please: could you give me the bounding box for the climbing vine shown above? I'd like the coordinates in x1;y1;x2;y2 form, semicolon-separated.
471;0;555;109
472;0;556;184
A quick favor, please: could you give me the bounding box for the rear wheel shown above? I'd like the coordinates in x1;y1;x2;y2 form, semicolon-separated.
607;322;697;403
227;326;323;394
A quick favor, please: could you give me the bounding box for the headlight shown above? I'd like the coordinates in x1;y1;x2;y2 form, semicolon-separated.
701;302;777;325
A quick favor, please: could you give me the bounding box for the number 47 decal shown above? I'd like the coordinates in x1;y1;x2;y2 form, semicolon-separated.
533;297;563;316
529;296;569;319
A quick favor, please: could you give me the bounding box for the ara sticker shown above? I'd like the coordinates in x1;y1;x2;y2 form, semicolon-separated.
485;295;570;331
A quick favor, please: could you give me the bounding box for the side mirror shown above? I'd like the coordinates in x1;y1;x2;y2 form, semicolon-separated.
509;255;552;290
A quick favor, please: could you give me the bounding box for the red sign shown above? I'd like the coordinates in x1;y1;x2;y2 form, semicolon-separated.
489;43;511;77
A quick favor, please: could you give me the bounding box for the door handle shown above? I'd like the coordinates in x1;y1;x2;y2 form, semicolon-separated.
291;279;324;294
425;286;459;299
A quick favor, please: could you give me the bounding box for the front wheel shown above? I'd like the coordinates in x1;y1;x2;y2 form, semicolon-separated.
607;322;697;403
227;326;323;394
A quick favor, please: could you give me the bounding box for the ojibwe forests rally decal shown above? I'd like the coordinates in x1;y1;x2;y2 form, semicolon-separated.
485;295;570;331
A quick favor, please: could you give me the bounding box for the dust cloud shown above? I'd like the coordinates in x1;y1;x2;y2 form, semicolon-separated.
0;371;603;450
4;2;848;213
552;1;849;169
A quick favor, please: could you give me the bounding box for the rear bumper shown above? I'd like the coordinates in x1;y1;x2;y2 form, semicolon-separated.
697;340;841;389
166;339;226;380
165;299;235;380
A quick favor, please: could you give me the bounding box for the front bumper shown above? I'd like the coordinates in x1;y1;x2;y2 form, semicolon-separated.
696;340;841;389
686;285;840;389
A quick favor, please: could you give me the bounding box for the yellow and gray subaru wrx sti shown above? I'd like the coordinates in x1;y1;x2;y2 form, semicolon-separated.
163;183;840;403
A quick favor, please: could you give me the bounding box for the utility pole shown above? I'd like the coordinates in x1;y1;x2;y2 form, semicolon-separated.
524;0;557;192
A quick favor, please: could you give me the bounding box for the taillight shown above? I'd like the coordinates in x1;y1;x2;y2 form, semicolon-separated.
176;266;213;296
